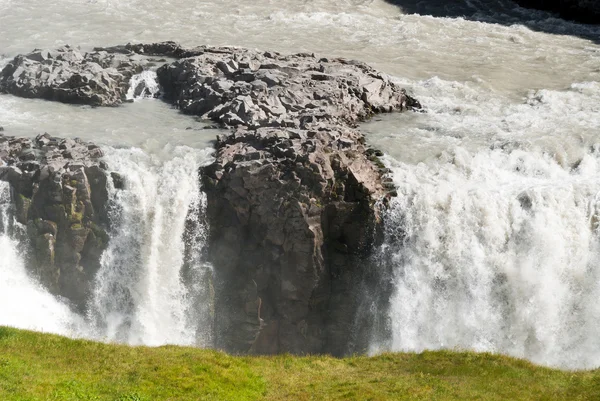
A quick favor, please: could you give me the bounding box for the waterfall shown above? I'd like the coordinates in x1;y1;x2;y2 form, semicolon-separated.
380;144;600;369
126;71;161;100
88;145;214;347
0;145;214;347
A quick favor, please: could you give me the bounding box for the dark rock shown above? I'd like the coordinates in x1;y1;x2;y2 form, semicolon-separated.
1;42;421;356
110;172;125;190
514;0;600;23
142;42;417;355
0;133;111;311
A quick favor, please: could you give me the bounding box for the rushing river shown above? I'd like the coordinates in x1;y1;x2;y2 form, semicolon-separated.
0;0;599;369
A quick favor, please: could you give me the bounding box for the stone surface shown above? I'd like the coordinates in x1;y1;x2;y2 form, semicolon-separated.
0;46;147;106
0;42;421;355
0;131;112;310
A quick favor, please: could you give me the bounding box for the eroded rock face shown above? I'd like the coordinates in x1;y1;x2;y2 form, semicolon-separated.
0;132;110;310
131;42;419;354
0;46;147;106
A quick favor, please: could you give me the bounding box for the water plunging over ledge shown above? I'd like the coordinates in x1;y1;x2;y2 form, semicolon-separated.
0;145;215;347
360;77;600;369
0;0;599;369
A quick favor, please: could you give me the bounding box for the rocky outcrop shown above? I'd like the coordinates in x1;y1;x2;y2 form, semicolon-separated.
0;42;420;355
0;132;111;310
131;42;420;354
515;0;599;23
0;46;149;106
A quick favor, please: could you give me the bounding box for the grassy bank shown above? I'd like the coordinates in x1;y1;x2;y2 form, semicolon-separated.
0;327;599;400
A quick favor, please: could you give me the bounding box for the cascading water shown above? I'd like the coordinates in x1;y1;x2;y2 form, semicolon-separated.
0;0;599;370
88;145;214;347
126;71;161;101
357;63;600;369
0;146;214;347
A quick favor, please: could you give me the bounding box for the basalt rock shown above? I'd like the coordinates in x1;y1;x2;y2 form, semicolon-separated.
0;131;111;310
129;42;420;355
0;46;148;106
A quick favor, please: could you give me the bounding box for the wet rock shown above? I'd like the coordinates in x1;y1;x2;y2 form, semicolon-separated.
110;172;125;190
0;133;111;311
154;46;420;128
514;0;600;23
1;42;421;355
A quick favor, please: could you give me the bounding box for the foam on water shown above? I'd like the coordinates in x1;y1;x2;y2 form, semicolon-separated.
126;71;160;100
0;0;598;90
88;145;214;346
374;134;600;370
359;72;600;369
363;77;600;166
0;0;599;367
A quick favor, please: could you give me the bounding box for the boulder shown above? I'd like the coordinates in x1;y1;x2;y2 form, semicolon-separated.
0;42;421;355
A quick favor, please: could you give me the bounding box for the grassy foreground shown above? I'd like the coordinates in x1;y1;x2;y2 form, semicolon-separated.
1;327;599;400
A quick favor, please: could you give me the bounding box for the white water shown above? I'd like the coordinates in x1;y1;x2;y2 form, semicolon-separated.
378;144;600;369
0;0;599;368
0;146;214;347
360;67;600;370
126;71;161;100
89;145;213;347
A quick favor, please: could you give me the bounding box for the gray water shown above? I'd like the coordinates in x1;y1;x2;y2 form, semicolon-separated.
0;0;599;369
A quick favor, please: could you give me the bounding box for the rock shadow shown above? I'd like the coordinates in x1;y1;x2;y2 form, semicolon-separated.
384;0;600;44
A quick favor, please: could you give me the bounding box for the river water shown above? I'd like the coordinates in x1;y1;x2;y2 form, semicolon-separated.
0;0;599;369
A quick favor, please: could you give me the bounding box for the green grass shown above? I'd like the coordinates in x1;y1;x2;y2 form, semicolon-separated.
1;326;599;400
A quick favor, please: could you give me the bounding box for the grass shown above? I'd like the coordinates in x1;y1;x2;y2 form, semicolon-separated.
1;327;599;400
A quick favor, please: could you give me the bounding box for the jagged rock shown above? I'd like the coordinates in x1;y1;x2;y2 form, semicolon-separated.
0;46;147;106
153;46;420;128
0;132;111;310
0;42;420;355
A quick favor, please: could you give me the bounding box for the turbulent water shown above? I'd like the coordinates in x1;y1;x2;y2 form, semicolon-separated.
375;146;600;369
0;0;599;368
0;146;214;346
88;146;213;347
